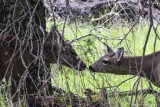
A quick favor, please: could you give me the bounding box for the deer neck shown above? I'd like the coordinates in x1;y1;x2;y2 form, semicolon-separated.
120;56;144;76
119;51;160;77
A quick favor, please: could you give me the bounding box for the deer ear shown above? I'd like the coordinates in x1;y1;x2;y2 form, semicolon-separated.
116;47;124;61
103;43;114;54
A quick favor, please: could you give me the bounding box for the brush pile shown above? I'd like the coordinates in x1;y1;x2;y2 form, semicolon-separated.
44;0;160;23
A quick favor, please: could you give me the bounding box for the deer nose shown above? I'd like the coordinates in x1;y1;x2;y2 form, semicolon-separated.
81;64;86;69
89;65;95;72
78;61;86;71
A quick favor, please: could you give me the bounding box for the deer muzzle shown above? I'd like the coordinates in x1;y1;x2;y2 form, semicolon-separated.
78;61;86;71
89;65;95;72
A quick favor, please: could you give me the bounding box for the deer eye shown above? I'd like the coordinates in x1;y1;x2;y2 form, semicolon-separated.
102;60;111;64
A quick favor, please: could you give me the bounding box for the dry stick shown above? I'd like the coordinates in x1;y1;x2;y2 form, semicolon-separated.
26;0;41;35
70;25;104;43
117;23;137;46
152;23;160;106
116;1;147;47
59;0;69;57
61;0;69;38
62;1;73;105
148;24;159;91
130;1;154;106
70;33;92;43
153;25;160;41
113;75;137;91
48;0;56;25
130;3;153;106
90;73;101;90
104;76;137;104
140;0;153;88
12;0;18;36
129;0;153;106
110;89;158;97
95;76;137;92
0;11;29;38
130;76;141;106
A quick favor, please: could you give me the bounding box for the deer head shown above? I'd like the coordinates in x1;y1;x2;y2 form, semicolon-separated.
89;44;125;73
44;26;86;71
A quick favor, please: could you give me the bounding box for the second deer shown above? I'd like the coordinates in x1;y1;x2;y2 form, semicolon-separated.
89;44;160;87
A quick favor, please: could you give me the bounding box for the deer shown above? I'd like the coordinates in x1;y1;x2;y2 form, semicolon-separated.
89;44;160;87
0;26;86;105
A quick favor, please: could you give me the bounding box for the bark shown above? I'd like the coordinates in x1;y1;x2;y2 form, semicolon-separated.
0;0;52;103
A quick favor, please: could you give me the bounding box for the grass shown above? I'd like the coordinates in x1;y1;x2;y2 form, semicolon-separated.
0;20;159;106
47;20;160;106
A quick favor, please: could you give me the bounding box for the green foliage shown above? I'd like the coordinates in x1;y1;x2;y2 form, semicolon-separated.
0;20;159;106
46;20;160;106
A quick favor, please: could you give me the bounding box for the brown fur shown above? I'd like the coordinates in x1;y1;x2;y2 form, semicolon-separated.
89;45;160;87
0;26;86;104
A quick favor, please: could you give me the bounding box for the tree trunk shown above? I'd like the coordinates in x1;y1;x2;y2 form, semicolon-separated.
0;0;52;104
